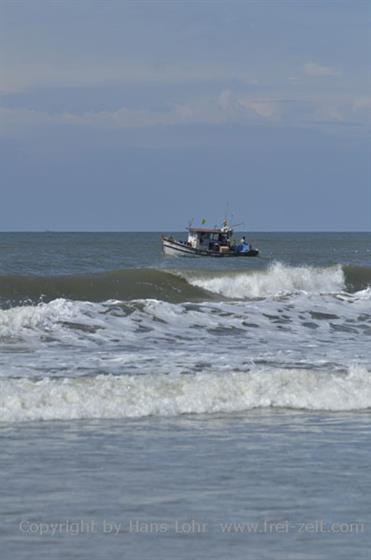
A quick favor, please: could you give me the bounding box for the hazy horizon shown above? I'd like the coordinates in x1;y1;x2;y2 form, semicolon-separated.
1;229;370;234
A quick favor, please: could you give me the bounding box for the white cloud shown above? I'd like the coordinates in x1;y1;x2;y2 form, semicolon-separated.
0;93;279;134
0;103;218;132
304;62;339;77
238;99;279;119
1;89;369;135
218;90;280;120
313;104;343;123
352;97;371;111
0;103;196;130
218;89;236;112
0;106;55;127
0;60;258;94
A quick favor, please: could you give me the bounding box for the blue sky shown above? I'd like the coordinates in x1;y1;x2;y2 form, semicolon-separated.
0;0;370;231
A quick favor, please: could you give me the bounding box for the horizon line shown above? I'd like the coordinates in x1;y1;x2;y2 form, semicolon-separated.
0;230;370;234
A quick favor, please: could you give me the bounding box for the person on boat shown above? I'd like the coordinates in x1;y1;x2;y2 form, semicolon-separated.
236;236;250;253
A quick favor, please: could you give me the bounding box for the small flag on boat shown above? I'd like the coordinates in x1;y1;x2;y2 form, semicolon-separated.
201;218;206;224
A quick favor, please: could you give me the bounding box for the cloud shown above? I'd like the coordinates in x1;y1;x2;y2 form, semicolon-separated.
218;90;236;112
352;97;371;111
0;103;219;132
0;60;258;94
0;106;56;127
1;89;369;136
304;62;339;77
0;106;172;129
0;94;280;134
238;99;279;119
218;90;280;120
313;103;343;123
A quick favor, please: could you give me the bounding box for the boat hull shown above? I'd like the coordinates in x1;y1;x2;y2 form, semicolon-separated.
161;236;259;258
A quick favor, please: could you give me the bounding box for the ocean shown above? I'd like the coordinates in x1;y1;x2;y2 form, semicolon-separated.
1;232;370;559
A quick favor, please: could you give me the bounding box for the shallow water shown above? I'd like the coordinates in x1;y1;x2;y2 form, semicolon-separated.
2;412;371;560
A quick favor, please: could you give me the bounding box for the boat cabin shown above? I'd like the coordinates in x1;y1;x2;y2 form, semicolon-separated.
187;225;233;252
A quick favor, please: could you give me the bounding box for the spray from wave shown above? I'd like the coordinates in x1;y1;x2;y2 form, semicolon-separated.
186;263;346;299
0;366;370;423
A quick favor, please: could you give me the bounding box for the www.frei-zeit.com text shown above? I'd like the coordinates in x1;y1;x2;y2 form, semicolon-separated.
18;518;366;537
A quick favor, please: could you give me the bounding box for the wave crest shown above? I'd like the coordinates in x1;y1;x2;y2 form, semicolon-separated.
1;366;370;422
1;264;370;305
187;263;346;299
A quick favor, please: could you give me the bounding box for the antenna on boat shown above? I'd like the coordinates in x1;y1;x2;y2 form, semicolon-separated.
223;201;231;228
224;201;230;220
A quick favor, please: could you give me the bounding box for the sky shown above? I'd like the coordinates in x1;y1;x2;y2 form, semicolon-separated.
0;0;370;231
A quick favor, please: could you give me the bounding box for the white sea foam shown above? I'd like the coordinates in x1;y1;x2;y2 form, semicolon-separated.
0;366;370;422
186;263;346;299
0;287;370;383
0;298;94;337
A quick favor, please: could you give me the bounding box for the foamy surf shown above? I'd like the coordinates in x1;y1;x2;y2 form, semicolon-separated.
0;366;370;423
185;263;346;299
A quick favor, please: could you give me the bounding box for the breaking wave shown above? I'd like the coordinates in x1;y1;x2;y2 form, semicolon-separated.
0;366;370;423
186;263;346;299
0;264;370;306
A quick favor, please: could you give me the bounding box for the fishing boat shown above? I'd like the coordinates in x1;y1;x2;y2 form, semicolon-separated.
161;221;259;258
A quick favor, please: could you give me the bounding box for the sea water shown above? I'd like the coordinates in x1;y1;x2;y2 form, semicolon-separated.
0;232;370;559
